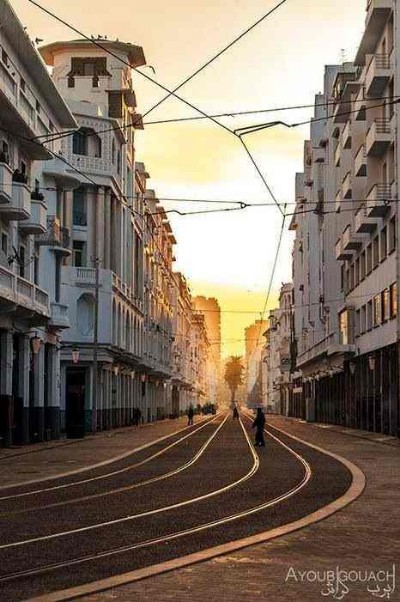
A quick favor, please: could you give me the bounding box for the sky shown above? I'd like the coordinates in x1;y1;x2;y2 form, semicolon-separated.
13;0;367;356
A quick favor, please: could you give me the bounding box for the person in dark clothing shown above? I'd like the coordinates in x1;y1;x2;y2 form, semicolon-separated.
252;408;266;447
134;407;142;426
187;405;194;426
232;404;239;419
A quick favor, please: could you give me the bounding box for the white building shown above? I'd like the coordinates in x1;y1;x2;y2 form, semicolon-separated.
39;38;151;435
0;0;77;446
291;0;399;436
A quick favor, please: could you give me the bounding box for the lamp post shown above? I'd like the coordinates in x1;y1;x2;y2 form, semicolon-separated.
71;347;80;364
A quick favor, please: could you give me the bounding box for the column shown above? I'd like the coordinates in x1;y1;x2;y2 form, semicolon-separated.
0;331;13;446
45;345;61;440
17;335;30;444
33;343;45;442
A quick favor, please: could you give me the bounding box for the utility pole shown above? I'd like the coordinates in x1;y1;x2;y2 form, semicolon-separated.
92;256;100;433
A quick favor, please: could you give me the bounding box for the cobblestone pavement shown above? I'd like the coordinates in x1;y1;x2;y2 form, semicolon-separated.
80;416;400;602
0;417;192;487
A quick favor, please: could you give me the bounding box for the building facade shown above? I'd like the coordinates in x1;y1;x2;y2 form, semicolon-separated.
0;0;78;446
290;0;400;436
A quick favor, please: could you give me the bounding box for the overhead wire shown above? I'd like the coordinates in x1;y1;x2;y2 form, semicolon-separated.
26;0;287;214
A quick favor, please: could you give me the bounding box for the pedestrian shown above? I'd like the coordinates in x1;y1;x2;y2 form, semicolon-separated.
134;407;142;427
232;403;239;419
252;408;266;447
187;405;194;426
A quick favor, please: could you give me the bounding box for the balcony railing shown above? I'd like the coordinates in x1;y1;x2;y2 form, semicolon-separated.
19;199;47;234
366;118;392;156
0;263;49;316
366;53;391;96
342;172;352;199
355;204;378;233
0;182;31;220
0;163;12;204
36;216;70;253
354;145;367;177
366;183;392;217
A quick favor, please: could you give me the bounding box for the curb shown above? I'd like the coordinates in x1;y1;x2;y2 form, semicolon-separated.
26;420;366;602
0;416;213;491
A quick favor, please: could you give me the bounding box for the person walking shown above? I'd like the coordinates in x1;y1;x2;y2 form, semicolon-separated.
187;405;194;426
252;408;266;447
232;402;239;420
134;407;142;427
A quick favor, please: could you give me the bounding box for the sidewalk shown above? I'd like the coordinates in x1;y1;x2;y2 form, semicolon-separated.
0;417;191;488
80;415;400;602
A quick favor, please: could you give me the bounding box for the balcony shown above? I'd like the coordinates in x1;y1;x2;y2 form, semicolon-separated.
355;204;378;233
355;1;393;66
335;190;342;213
366;183;392;217
336;237;353;261
354;145;367;176
334;143;341;167
342;120;352;149
0;162;12;204
49;302;70;330
365;118;392;156
365;53;391;97
342;172;352;199
19;199;47;234
354;87;366;121
0;263;49;318
0;182;30;220
75;267;97;285
36;216;71;255
342;224;363;251
41;156;82;188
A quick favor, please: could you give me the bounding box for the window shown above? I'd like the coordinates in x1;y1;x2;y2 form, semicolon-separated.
355;258;360;287
367;300;373;331
388;217;396;253
19;245;25;278
360;251;366;281
73;189;87;226
339;310;352;345
70;57;109;77
1;232;7;255
390;283;397;318
355;309;360;338
382;289;390;322
72;130;88;156
72;240;86;267
373;236;379;269
68;76;75;88
380;226;387;261
349;264;355;290
360;305;366;335
2;49;9;66
373;294;381;327
366;244;372;275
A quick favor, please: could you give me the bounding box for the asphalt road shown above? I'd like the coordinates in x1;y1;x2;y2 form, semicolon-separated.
0;413;352;601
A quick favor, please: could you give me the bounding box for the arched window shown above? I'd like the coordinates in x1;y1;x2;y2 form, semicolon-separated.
77;293;95;336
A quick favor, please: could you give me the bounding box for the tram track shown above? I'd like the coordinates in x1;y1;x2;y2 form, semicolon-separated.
0;414;221;507
0;414;228;517
0;412;356;602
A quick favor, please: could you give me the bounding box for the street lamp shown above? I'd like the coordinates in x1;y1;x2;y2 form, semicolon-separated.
30;335;42;355
368;355;376;371
71;347;80;364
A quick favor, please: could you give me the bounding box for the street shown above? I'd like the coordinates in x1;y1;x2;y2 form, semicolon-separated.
0;413;355;600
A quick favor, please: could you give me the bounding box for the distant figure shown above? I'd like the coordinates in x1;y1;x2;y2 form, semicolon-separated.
232;403;239;420
134;407;142;427
252;408;266;447
187;405;194;426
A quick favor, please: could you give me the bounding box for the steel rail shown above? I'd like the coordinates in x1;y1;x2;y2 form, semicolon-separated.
0;414;313;585
0;415;220;503
0;414;229;517
0;416;259;552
